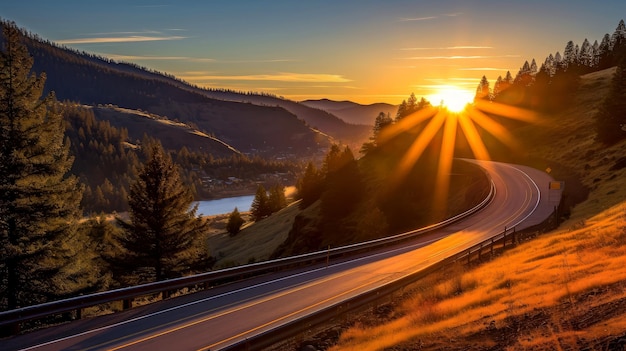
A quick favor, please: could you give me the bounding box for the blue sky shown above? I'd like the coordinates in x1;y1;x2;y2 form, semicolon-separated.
2;1;626;104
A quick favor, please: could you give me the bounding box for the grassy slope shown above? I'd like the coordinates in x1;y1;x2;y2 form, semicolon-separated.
207;202;299;268
329;68;626;350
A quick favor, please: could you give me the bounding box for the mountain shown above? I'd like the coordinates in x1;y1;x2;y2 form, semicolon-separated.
197;92;371;149
1;21;362;158
89;105;241;158
301;99;398;126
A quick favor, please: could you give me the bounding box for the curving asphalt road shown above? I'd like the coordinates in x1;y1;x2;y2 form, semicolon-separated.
3;160;561;351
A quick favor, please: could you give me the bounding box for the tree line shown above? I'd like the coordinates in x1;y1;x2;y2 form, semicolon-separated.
473;19;626;144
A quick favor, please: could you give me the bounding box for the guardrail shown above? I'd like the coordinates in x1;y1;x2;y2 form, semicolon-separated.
0;178;495;335
220;207;560;351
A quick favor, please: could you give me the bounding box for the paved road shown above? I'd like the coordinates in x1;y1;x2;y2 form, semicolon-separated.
3;160;560;351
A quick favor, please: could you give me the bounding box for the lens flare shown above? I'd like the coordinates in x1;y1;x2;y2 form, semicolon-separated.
380;97;537;216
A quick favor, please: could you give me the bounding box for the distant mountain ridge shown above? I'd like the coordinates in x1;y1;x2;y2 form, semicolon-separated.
301;99;398;126
0;21;372;157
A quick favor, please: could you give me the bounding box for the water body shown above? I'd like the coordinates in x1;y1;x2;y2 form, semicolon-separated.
194;195;254;216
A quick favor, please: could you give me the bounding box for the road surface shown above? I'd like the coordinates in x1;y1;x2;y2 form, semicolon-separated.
3;160;560;351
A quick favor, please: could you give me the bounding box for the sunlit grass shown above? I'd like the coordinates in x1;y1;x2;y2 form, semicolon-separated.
331;201;626;350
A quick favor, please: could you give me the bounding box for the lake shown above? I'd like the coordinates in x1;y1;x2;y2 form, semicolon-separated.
194;195;255;216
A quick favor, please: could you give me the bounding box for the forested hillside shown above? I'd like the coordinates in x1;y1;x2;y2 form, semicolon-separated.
0;20;374;156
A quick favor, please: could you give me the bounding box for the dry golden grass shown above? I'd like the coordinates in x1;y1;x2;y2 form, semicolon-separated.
329;68;626;350
331;202;626;351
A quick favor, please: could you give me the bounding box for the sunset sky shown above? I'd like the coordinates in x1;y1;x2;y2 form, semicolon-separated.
2;0;626;105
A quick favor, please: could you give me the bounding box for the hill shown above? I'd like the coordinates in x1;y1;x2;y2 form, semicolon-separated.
1;21;337;158
325;67;626;350
0;21;377;157
200;92;372;150
301;99;398;126
90;105;241;158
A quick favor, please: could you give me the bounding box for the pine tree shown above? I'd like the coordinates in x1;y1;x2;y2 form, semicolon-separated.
226;207;245;236
250;185;270;221
361;112;393;154
563;40;576;67
475;75;490;100
0;24;95;310
268;184;287;214
321;145;363;220
296;162;323;208
493;75;504;97
116;143;210;282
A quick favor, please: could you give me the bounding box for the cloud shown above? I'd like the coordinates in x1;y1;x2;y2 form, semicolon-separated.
400;46;493;51
56;35;186;45
101;53;215;63
425;78;482;83
398;16;437;22
214;59;298;64
398;12;462;22
180;72;352;83
400;54;520;60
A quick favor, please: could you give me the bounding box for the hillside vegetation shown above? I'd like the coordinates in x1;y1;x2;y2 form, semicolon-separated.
328;67;626;351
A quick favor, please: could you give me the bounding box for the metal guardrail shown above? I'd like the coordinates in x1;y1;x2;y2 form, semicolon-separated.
220;209;558;351
0;179;495;334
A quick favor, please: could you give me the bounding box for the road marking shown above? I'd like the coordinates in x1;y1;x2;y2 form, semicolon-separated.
21;237;441;351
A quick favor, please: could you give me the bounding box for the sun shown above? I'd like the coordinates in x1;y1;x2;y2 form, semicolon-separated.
428;86;475;113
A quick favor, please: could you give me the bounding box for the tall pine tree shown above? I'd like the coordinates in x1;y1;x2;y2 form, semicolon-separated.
116;143;210;283
0;24;94;311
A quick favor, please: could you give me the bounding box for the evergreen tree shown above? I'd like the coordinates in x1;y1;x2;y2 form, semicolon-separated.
563;40;576;67
250;185;270;221
226;207;245;236
406;92;418;114
296;162;323;208
321;145;363;220
0;24;95;310
268;184;287;213
360;112;392;154
493;75;504;97
596;57;626;143
116;143;210;282
395;100;407;121
475;75;490;100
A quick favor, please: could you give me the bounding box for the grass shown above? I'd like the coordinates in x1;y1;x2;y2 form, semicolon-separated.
207;201;300;268
325;68;626;350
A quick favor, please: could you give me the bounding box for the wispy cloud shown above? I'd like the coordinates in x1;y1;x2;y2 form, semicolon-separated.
180;72;352;83
56;35;186;45
413;84;477;90
400;46;493;51
219;59;298;64
398;12;462;22
425;78;482;83
398;16;437;22
400;54;520;60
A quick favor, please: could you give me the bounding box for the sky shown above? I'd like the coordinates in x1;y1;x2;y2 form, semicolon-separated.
2;0;626;105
